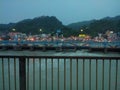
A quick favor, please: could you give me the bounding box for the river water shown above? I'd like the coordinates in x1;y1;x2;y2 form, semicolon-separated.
0;50;120;90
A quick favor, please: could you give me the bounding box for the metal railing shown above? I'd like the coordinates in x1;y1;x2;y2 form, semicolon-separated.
0;56;120;90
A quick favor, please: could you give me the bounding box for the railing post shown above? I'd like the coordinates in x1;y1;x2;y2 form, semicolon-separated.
19;57;26;90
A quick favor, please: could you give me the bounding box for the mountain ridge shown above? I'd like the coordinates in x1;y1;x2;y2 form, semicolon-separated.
67;15;120;30
0;15;120;37
0;16;64;34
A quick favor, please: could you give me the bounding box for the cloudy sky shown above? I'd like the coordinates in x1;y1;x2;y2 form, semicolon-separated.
0;0;120;25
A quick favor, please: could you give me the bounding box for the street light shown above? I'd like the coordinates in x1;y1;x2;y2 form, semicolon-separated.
39;29;43;36
12;28;16;31
110;31;113;34
81;29;83;32
40;29;42;32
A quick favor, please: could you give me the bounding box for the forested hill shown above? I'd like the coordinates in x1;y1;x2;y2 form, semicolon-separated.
0;15;120;37
67;20;95;30
0;16;64;34
67;15;120;36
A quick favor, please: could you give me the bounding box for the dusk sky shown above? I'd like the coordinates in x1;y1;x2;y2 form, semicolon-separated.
0;0;120;25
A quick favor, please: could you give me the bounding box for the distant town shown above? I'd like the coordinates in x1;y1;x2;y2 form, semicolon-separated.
0;29;120;42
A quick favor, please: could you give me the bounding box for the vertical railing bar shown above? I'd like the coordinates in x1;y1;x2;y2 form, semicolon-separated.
8;58;11;90
51;58;53;90
33;58;35;90
109;60;111;90
102;59;104;90
2;58;5;90
39;58;41;90
19;57;26;90
76;58;78;90
89;59;91;90
45;58;47;90
115;59;118;90
14;58;16;90
64;58;66;90
58;58;59;90
96;59;98;90
70;58;72;90
27;58;29;90
83;59;85;90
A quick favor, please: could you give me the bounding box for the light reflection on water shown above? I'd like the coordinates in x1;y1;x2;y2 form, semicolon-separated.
0;51;120;90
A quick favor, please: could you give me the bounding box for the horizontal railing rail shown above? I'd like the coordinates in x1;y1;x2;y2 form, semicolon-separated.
0;56;120;90
0;55;120;59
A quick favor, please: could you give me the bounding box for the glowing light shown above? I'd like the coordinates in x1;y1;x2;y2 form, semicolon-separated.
79;34;86;38
12;28;16;31
40;29;42;32
110;31;113;34
0;38;2;41
30;38;34;41
81;29;83;32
